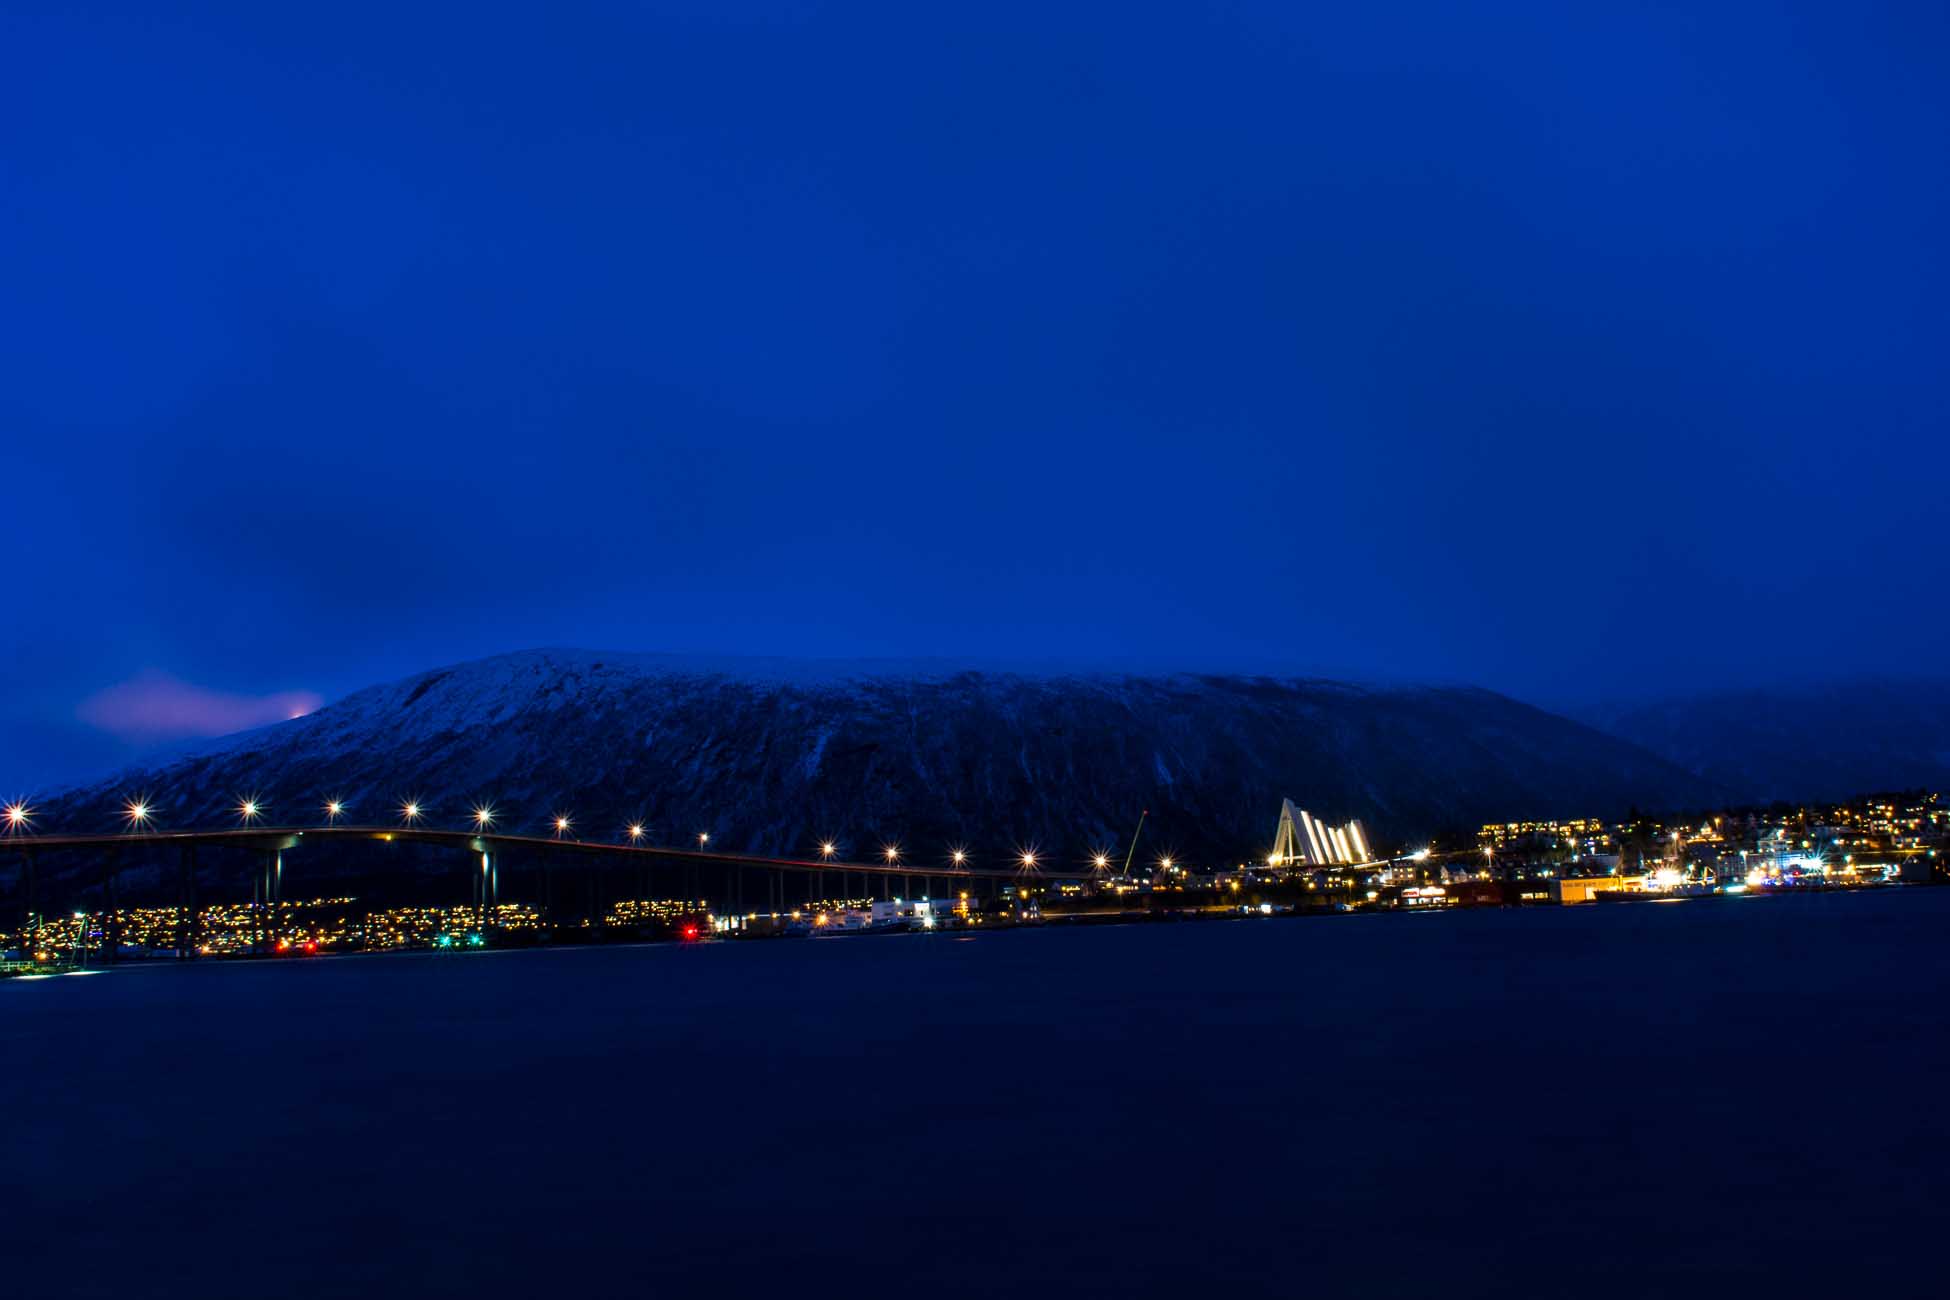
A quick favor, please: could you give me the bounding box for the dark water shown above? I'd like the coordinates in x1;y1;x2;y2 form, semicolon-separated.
6;890;1947;1298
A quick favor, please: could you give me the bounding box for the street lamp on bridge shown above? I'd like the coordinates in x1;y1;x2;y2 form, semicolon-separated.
123;798;152;831
627;823;645;844
552;813;573;840
323;799;346;825
472;804;497;831
236;796;264;826
2;800;31;835
400;801;424;826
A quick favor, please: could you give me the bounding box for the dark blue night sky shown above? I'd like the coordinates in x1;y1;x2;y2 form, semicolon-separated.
4;1;1946;787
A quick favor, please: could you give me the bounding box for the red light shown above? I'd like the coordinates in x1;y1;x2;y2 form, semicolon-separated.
681;924;698;940
303;941;318;954
275;939;290;953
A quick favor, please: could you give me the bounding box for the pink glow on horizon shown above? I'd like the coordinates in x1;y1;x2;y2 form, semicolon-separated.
77;671;325;743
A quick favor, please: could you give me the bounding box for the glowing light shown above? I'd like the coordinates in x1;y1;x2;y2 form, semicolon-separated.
236;796;263;825
950;848;968;866
628;823;645;842
1093;854;1110;870
2;801;31;833
1159;856;1174;871
553;814;573;838
1019;851;1038;869
697;832;710;848
1411;847;1432;862
323;799;345;824
884;845;900;863
400;801;423;825
124;799;152;829
472;804;496;829
819;841;836;859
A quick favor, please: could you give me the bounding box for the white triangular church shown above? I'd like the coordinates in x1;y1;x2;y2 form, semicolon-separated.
1273;798;1373;867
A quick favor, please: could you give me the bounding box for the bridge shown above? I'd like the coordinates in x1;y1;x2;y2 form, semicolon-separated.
3;822;1093;959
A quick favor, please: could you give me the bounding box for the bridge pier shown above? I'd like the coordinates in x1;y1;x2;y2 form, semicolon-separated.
102;854;120;965
475;849;495;932
176;844;199;960
18;849;36;957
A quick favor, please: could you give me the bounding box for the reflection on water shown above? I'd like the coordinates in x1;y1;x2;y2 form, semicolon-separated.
6;889;1948;1298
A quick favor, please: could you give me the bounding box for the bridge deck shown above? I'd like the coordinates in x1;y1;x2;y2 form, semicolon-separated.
1;826;1089;880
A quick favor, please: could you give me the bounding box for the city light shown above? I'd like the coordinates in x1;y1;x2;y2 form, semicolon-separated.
1019;850;1038;869
236;796;263;825
884;845;900;864
1092;853;1110;870
553;814;573;838
820;841;836;859
2;800;31;833
123;799;152;829
950;847;968;866
472;804;496;829
323;799;345;824
400;801;423;825
1159;855;1174;871
628;823;645;842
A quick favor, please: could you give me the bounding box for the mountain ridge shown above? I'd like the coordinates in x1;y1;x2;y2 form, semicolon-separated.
38;649;1716;862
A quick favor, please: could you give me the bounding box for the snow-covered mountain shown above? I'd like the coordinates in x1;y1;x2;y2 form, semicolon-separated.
40;649;1714;861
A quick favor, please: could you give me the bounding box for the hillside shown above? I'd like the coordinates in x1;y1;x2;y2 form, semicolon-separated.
40;650;1715;862
1582;679;1950;805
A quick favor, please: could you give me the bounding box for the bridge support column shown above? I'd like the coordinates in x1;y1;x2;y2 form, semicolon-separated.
475;850;495;933
177;844;199;960
258;851;276;953
103;854;119;965
19;849;36;957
